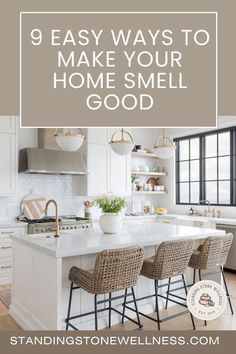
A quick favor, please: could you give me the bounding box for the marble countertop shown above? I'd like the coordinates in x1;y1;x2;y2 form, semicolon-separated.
11;223;225;258
0;221;28;229
156;213;236;225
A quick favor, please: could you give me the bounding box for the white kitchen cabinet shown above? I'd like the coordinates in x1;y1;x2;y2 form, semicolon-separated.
0;116;17;196
109;129;131;196
76;128;131;196
88;143;110;195
0;116;16;134
0;226;26;285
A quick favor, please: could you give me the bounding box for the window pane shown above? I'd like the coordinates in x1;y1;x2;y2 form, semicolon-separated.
219;156;230;180
205;158;217;180
219;132;230;156
219;181;230;204
190;160;199;181
190;182;199;203
179;140;189;161
205;134;217;157
179;183;189;203
179;161;189;182
190;138;199;159
205;181;217;203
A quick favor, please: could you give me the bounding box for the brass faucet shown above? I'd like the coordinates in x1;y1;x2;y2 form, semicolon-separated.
45;199;60;237
199;199;211;212
199;199;216;217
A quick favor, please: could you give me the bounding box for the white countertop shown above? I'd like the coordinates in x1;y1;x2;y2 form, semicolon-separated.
156;213;236;225
123;214;157;221
11;223;225;258
0;221;27;229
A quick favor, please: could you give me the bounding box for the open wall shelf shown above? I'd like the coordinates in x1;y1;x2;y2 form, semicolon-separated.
131;171;167;177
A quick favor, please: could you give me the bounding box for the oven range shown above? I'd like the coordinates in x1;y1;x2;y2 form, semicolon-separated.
21;215;92;234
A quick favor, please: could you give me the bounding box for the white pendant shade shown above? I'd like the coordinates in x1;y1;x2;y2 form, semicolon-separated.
110;141;134;155
154;145;175;159
153;128;175;159
109;129;135;155
55;135;84;151
55;128;84;152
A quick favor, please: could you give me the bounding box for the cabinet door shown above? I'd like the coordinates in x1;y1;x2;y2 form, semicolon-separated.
110;149;131;195
0;116;16;134
88;142;109;196
89;128;108;144
0;133;16;196
109;129;131;196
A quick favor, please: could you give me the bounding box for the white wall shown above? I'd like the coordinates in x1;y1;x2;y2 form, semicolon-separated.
161;116;236;218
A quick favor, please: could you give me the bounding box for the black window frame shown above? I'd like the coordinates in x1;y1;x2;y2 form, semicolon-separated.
174;126;236;207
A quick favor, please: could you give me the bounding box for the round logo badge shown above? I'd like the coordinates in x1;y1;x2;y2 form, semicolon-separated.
187;280;227;320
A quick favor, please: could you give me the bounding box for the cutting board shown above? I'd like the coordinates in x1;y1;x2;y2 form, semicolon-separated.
20;194;47;220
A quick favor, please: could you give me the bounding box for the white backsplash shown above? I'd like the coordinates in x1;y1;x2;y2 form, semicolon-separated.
0;173;85;222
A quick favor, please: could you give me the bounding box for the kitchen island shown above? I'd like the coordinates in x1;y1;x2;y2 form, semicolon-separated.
10;223;225;330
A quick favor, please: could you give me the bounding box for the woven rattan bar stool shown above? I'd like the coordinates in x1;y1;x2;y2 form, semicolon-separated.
122;239;196;330
65;245;144;330
188;233;234;325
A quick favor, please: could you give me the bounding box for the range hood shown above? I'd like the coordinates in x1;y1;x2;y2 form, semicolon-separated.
19;148;87;175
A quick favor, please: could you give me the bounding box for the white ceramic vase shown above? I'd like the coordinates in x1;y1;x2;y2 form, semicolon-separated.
99;213;122;234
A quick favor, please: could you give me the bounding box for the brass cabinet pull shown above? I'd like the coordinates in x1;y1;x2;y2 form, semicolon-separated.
0;265;11;269
1;231;14;235
0;246;12;250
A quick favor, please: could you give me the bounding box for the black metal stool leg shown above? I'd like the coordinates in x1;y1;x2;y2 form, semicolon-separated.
131;287;142;329
221;266;234;315
154;280;160;330
94;294;98;330
193;269;196;284
165;277;171;309
182;274;195;330
121;288;128;324
198;270;207;326
66;282;74;330
109;292;112;327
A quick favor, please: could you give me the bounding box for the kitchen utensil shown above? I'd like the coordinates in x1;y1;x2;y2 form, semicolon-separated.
158;165;165;173
158;185;166;191
139;165;146;172
147;177;159;188
143;201;151;214
21;194;47;220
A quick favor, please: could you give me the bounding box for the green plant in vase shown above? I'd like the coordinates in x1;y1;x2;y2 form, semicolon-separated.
95;194;127;234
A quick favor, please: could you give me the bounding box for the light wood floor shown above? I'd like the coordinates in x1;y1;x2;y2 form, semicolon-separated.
0;272;235;331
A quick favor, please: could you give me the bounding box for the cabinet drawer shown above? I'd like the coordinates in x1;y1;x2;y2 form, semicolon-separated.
0;264;12;280
0;255;12;284
0;264;12;271
0;242;12;250
0;230;15;241
0;245;12;258
0;256;12;266
0;228;25;241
